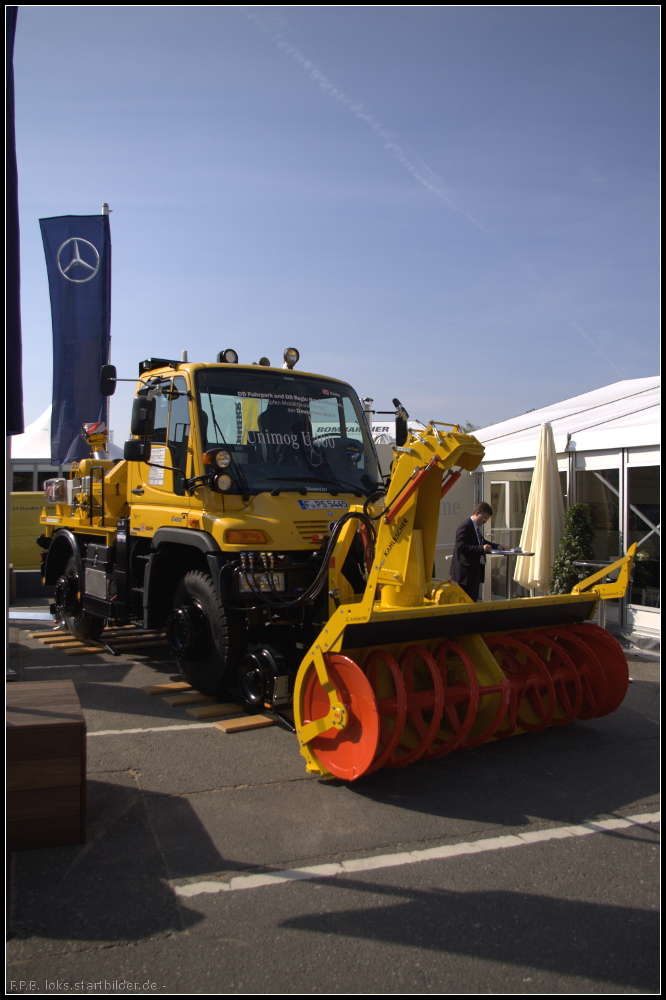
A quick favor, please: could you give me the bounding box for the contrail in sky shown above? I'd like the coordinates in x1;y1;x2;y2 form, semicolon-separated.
241;8;625;378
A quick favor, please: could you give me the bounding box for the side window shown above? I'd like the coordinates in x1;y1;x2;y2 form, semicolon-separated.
168;376;191;497
152;390;169;444
343;396;365;469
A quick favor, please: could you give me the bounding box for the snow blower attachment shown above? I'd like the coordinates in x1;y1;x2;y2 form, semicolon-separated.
293;421;637;780
41;356;637;784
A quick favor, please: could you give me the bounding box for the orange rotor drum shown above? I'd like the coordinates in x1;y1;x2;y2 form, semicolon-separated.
362;649;406;772
297;622;630;781
562;624;629;715
300;654;379;781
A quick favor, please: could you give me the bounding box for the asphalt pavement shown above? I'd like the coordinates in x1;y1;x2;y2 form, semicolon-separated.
6;602;660;995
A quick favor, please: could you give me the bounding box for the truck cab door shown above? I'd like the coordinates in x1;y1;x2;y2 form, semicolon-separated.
129;376;193;536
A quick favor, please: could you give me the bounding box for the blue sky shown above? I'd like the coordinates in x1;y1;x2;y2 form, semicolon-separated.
14;6;659;438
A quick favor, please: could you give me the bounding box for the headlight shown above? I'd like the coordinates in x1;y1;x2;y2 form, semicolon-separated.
217;348;238;364
203;448;232;469
283;347;299;369
214;473;234;492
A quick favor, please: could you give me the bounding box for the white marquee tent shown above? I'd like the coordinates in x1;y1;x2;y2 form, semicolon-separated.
11;406;124;492
476;377;660;468
10;406;53;461
473;376;660;643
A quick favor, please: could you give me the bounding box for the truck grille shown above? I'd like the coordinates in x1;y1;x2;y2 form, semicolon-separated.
292;519;333;542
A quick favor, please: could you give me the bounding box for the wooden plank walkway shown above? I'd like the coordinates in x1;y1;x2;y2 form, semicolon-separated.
27;628;281;737
30;626;169;656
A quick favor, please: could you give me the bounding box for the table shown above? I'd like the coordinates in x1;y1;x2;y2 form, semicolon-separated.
488;550;534;601
444;551;534;600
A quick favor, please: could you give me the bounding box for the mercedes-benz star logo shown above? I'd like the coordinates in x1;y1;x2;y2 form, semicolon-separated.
57;238;101;283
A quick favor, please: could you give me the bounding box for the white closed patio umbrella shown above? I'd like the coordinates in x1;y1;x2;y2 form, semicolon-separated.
514;423;564;594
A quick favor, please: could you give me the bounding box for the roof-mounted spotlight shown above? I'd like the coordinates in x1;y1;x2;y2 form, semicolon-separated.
217;349;238;364
283;347;299;370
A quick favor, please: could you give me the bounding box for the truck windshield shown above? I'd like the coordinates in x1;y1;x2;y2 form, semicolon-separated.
195;368;382;496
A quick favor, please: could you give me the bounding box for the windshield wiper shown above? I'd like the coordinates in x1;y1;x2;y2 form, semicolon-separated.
265;477;333;497
201;367;251;501
266;477;336;486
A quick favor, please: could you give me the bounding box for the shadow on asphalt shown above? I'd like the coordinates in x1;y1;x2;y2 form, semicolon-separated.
280;877;659;992
339;700;659;830
74;680;200;721
10;639;176;674
9;779;209;944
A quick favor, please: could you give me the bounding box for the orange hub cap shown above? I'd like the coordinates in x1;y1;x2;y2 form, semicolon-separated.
301;654;379;781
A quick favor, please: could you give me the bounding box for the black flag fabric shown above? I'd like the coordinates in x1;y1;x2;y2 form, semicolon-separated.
7;6;24;436
39;215;112;465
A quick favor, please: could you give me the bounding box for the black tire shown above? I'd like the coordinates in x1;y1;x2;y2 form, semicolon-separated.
55;557;106;642
167;571;246;696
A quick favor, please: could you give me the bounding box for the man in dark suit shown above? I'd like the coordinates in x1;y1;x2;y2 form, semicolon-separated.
450;502;507;601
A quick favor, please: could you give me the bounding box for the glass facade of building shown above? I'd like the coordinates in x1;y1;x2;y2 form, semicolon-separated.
627;466;660;609
483;452;660;629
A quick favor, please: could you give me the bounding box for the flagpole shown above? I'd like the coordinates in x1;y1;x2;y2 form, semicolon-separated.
102;202;112;455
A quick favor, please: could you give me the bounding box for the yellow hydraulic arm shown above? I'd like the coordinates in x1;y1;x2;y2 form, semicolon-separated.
571;543;638;600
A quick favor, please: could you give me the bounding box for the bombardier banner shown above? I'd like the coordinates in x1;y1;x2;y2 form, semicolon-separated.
39;214;111;465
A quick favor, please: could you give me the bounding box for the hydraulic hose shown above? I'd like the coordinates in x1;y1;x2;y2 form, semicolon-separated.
240;510;377;610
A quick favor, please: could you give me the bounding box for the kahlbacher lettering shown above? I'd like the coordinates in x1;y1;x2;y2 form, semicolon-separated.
383;516;409;558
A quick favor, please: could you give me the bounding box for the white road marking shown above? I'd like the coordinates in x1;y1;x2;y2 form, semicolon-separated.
174;811;660;898
24;663;114;670
9;611;55;621
88;723;217;736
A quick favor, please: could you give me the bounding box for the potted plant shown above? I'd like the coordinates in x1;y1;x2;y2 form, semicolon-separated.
550;502;595;594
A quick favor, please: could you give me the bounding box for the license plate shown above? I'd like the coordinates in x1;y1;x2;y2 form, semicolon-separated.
297;499;350;510
238;572;285;594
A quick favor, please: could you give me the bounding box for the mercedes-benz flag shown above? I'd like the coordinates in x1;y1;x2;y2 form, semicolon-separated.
39;214;112;465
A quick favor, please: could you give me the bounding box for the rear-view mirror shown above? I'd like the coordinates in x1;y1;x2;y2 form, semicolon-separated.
130;396;156;437
123;439;151;462
100;364;117;396
393;398;409;448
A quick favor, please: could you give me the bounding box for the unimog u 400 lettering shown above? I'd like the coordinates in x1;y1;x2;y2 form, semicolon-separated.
40;349;637;780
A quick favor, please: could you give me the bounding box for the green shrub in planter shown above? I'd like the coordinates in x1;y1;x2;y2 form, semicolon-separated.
550;503;596;594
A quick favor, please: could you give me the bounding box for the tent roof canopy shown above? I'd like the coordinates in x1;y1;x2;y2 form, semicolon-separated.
11;405;124;461
475;377;659;464
10;406;52;460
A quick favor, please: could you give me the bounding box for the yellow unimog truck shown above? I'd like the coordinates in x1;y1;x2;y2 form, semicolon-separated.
40;348;637;780
40;349;387;705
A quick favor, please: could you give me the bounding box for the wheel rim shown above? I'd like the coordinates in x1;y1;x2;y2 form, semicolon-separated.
54;572;78;619
239;653;268;708
166;602;209;660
